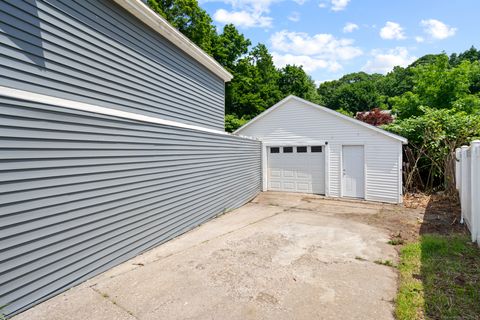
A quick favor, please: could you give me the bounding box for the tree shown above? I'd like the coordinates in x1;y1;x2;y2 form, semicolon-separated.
317;72;384;113
377;66;414;101
391;55;480;119
450;46;480;66
278;65;319;102
147;0;217;54
226;44;282;118
213;24;251;72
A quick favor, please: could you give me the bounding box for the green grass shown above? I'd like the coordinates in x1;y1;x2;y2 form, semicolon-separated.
374;259;396;267
388;238;405;246
396;234;480;320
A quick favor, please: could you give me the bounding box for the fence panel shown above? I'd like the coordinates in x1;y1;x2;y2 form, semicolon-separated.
456;140;480;244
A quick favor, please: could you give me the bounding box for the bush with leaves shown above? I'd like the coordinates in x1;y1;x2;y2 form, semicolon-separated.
356;108;393;126
384;108;480;193
224;114;248;133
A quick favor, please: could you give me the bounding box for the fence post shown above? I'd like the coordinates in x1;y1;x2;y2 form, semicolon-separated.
460;146;469;224
455;148;461;191
470;140;480;243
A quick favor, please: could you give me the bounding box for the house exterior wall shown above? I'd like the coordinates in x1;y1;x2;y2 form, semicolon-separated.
237;98;403;204
0;97;262;316
0;0;225;131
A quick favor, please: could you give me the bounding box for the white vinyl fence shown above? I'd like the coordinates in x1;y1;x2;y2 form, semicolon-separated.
456;140;480;244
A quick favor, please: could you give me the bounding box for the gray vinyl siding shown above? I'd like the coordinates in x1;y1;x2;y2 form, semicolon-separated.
0;97;262;317
0;0;225;131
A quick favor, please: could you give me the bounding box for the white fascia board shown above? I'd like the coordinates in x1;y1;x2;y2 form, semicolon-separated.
235;95;408;144
0;86;260;140
112;0;233;82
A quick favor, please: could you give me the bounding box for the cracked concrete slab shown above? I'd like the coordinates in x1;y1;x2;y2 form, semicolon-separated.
13;192;401;320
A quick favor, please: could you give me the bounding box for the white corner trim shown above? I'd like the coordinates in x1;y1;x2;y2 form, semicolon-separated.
112;0;233;82
0;86;244;137
235;95;408;144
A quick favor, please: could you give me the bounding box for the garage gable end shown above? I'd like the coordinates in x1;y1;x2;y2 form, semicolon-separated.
235;95;407;144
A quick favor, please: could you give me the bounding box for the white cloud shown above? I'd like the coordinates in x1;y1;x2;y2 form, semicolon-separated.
288;11;300;22
272;52;334;72
317;0;349;11
331;0;350;11
270;30;362;72
420;19;456;40
209;0;278;28
362;47;416;74
343;22;359;33
379;21;406;40
293;0;307;4
415;36;425;43
271;30;362;59
214;9;272;28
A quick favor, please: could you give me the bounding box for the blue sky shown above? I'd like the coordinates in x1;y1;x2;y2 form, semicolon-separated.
199;0;479;83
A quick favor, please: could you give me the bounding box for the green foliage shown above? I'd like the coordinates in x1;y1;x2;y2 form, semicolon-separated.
384;108;480;190
227;44;282;117
224;114;248;133
336;108;354;117
278;65;319;102
147;0;217;54
213;24;251;72
391;55;480;119
317;72;385;113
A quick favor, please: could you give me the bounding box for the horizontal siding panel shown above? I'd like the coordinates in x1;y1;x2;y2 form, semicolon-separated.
0;0;225;130
0;99;262;316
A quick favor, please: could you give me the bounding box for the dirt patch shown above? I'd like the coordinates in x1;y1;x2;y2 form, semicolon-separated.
320;193;466;244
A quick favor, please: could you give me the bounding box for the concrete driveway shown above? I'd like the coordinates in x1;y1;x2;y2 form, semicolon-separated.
14;192;400;320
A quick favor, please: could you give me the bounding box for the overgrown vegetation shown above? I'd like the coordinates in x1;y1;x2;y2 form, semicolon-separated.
146;0;480;192
396;234;480;320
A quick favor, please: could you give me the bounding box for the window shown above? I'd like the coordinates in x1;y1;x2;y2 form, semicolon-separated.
311;146;323;153
283;147;293;153
297;146;307;153
270;147;280;153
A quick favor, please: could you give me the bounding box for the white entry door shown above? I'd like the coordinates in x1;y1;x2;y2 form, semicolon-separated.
342;145;365;198
268;146;325;194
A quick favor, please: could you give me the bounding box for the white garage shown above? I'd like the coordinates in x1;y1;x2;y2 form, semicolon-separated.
235;95;408;204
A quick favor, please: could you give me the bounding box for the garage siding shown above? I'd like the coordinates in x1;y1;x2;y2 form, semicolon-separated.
0;0;225;131
237;98;402;203
0;97;262;316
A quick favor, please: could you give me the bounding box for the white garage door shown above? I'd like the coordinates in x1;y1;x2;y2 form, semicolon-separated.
268;146;325;194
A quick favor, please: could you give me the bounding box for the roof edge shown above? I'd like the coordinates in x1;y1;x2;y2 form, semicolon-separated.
235;95;408;144
113;0;233;82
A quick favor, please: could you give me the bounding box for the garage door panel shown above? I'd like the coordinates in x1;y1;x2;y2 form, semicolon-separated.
267;146;325;194
296;171;310;179
282;181;296;191
269;181;282;190
296;182;311;192
270;169;282;177
283;170;295;178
